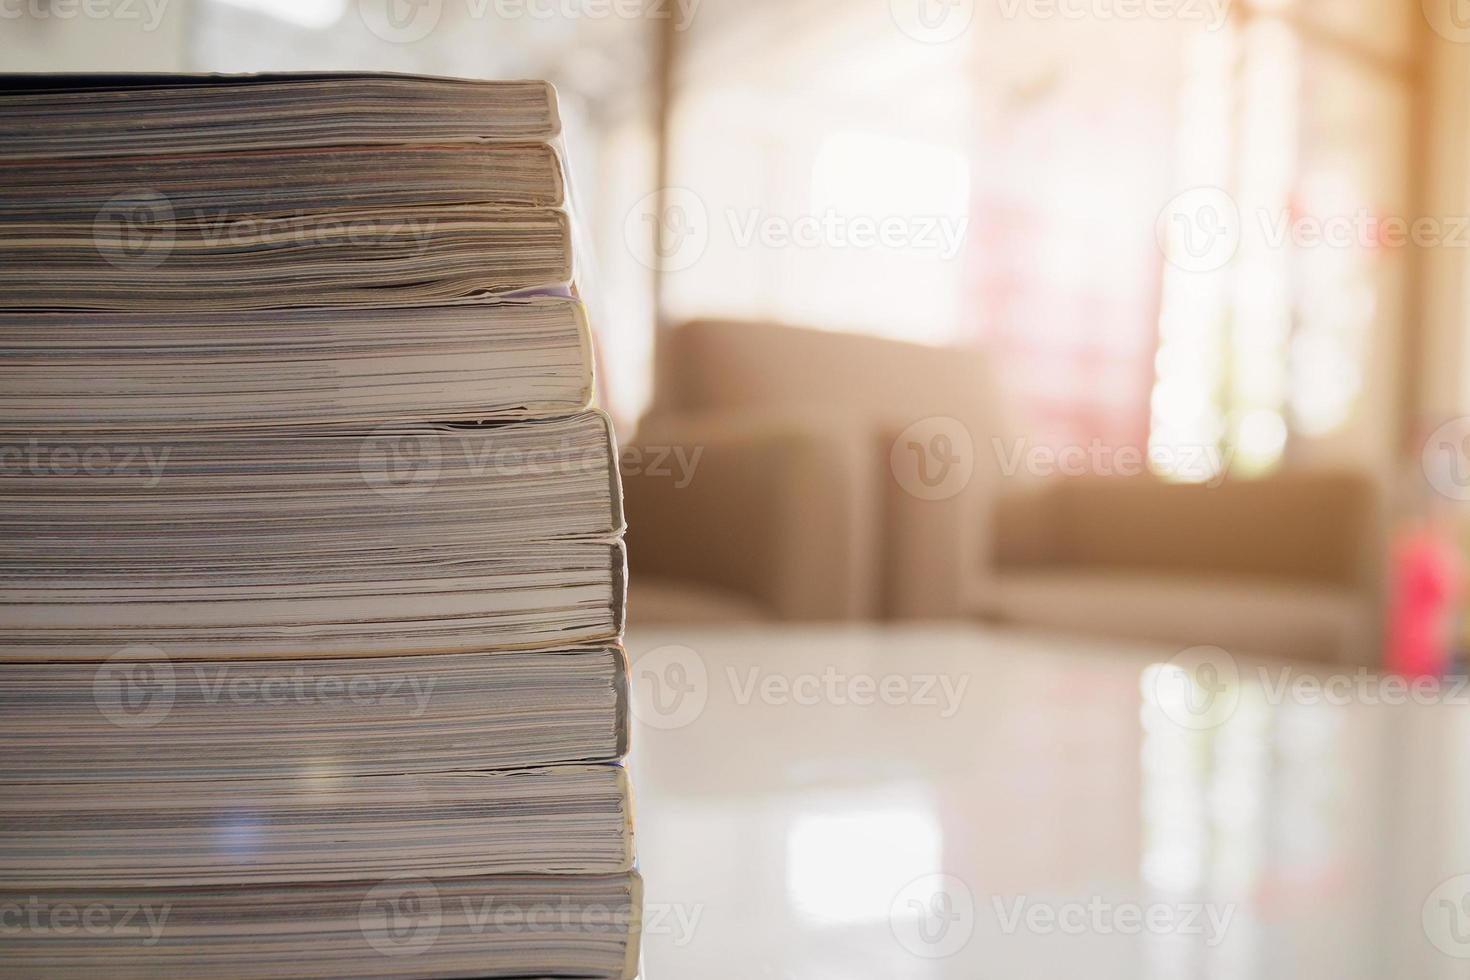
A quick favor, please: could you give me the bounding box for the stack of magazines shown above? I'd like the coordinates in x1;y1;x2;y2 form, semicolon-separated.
0;73;637;979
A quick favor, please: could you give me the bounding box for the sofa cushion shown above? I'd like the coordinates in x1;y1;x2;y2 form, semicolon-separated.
983;570;1371;662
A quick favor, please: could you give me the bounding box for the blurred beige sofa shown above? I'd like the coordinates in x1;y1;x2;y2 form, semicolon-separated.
635;319;1003;621
980;472;1381;663
624;319;1382;662
623;413;878;624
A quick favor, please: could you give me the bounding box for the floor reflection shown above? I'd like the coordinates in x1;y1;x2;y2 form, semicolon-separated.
628;626;1469;979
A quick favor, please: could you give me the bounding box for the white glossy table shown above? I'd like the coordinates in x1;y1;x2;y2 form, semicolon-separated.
626;625;1470;979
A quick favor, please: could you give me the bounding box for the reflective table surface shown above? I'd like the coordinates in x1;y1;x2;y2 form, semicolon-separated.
627;626;1470;979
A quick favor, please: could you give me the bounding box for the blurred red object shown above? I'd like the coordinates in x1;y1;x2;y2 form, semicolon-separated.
1386;524;1462;678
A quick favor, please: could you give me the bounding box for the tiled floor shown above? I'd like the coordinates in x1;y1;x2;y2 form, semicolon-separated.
628;625;1470;979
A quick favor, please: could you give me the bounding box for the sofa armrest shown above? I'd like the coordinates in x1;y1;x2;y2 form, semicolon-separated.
879;419;999;620
623;414;878;621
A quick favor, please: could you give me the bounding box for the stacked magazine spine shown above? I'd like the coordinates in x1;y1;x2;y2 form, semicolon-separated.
0;74;636;979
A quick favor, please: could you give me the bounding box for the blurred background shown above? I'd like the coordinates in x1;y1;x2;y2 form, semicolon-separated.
15;7;1470;977
8;0;1470;668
